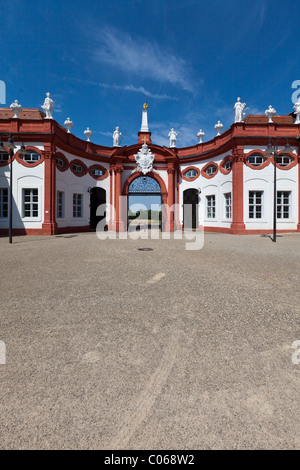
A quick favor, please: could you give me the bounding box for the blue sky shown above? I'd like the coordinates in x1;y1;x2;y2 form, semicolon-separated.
1;0;300;147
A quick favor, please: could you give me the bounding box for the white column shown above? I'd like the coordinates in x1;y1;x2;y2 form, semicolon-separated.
141;109;149;132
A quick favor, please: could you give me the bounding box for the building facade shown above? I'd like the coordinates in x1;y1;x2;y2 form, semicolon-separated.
0;105;299;236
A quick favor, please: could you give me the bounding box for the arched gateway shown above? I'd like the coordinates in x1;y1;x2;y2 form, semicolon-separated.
128;176;162;230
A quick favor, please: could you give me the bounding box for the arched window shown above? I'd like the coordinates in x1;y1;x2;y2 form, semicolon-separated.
72;162;84;174
91;168;103;177
205;165;217;176
22;150;42;163
224;160;232;171
246;154;266;167
56;157;66;169
185;169;198;179
276;155;293;167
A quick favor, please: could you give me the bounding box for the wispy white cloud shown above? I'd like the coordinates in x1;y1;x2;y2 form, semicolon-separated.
93;27;195;93
62;76;177;101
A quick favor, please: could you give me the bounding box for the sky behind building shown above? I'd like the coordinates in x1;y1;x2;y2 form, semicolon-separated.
1;0;300;147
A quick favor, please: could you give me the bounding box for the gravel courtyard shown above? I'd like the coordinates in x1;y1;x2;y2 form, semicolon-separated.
0;231;299;450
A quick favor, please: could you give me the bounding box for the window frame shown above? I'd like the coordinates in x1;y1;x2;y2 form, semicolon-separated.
181;166;200;182
21;151;42;164
22;188;39;219
57;191;65;219
73;193;83;218
224;192;232;220
246;154;266;167
276;155;293;168
89;164;108;181
16;146;44;168
201;162;218;179
0;188;8;219
248;190;264;220
206;194;216;219
70;159;88;177
220;156;232;175
244;150;270;170
277;191;291;219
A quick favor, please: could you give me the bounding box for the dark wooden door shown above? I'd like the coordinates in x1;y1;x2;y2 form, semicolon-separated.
90;187;106;230
183;188;198;229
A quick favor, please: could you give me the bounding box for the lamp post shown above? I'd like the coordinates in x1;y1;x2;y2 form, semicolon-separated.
5;134;16;244
265;137;291;242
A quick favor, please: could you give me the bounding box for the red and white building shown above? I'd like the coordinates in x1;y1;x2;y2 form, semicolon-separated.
0;104;299;236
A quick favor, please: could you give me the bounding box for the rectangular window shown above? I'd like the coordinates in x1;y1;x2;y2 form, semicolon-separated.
206;195;216;219
73;194;83;218
57;191;65;219
23;189;38;218
224;192;232;219
249;191;263;219
277;191;291;219
0;188;8;218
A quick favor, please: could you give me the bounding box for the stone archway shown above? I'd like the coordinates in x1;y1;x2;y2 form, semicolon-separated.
123;172;168;231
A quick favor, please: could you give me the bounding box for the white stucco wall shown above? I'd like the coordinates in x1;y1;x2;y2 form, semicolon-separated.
0;143;45;230
243;147;298;230
179;152;233;227
55;148;110;228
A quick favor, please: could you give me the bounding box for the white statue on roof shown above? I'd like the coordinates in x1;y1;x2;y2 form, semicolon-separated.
234;97;246;123
10;100;22;118
293;97;300;124
265;105;276;123
41;92;54;119
168;128;180;148
113;127;122;146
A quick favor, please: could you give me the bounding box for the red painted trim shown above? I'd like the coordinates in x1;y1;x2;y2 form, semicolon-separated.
56;225;91;234
15;145;44;168
88;164;108;180
297;155;300;231
244;149;270;170
0;226;91;236
69;159;88;177
181;166;200;182
203;227;300;235
201;162;219;179
0;226;298;237
1;115;300;166
220;155;232;175
55;152;69;172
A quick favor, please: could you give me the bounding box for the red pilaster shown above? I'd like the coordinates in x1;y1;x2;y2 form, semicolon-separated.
167;165;175;232
114;165;124;232
231;146;246;234
298;155;300;231
109;167;115;230
42;144;58;235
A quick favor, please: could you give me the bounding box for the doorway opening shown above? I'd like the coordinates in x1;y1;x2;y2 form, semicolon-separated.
90;187;106;230
183;188;198;229
128;176;162;231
